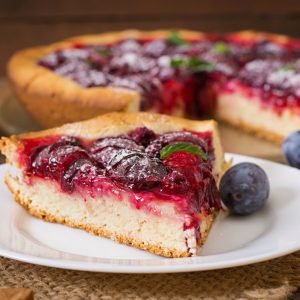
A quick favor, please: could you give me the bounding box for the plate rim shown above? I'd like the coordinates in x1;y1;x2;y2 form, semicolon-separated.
1;153;300;273
1;245;299;274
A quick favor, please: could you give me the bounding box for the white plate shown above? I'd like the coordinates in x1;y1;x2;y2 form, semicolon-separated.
0;153;300;273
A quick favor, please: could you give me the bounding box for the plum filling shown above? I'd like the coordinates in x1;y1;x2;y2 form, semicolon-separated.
39;35;300;115
19;128;221;243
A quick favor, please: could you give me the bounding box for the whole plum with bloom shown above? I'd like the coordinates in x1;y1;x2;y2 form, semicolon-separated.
282;131;300;169
220;162;270;215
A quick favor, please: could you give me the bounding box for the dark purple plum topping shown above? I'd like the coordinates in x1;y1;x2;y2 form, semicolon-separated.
198;175;221;214
61;159;95;193
239;59;300;91
31;143;91;180
126;127;157;147
107;150;167;190
162;170;190;194
30;145;52;176
255;40;287;59
51;136;83;148
90;137;144;153
30;136;86;177
26;130;212;194
90;137;144;167
38;35;300;114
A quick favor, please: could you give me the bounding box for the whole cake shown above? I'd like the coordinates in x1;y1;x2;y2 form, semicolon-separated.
0;112;226;257
8;30;300;142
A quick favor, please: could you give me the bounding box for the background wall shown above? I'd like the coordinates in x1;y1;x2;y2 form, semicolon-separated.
1;0;300;76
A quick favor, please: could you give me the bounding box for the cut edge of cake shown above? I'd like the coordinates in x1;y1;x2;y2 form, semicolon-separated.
5;172;217;258
215;90;300;143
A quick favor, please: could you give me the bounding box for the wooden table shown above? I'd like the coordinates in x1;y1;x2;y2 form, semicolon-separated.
1;0;300;77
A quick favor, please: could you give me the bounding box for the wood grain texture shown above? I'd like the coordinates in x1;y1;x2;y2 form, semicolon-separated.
0;0;299;75
1;0;300;17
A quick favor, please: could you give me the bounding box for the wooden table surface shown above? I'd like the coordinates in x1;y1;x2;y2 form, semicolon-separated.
1;0;300;77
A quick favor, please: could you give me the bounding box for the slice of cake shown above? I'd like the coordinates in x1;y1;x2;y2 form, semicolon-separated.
0;112;226;257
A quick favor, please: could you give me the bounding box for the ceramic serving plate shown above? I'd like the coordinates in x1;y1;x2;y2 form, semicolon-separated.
0;153;299;273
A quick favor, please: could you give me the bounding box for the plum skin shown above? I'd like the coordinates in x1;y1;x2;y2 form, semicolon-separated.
282;131;300;169
220;162;270;215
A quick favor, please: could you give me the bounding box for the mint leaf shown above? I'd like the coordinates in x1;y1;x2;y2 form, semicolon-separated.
160;142;208;160
282;65;294;72
168;32;189;46
187;57;215;71
97;48;111;57
170;56;215;72
213;42;230;54
170;57;186;68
